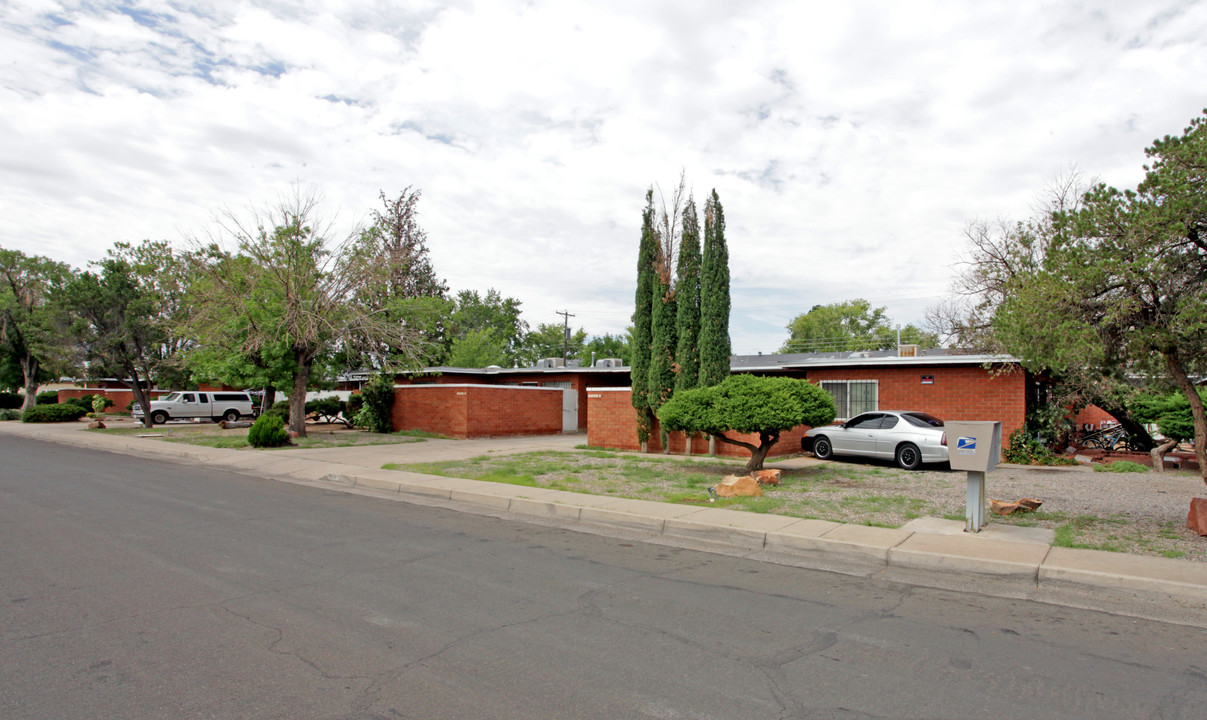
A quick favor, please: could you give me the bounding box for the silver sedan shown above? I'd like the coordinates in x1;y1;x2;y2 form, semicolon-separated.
801;411;949;470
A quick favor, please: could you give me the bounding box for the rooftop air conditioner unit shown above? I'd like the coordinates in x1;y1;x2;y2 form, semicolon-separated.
898;344;920;358
537;358;565;368
595;358;624;368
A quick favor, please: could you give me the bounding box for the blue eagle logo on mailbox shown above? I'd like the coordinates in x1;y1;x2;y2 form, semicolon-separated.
956;436;977;454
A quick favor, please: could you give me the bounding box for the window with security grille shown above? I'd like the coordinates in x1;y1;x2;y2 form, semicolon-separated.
819;380;878;420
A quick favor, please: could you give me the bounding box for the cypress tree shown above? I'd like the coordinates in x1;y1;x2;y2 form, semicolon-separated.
647;259;677;439
630;189;657;447
698;189;731;388
674;197;701;392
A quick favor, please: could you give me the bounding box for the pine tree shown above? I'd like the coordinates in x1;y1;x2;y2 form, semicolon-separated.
698;189;731;387
674;197;701;392
630;189;658;447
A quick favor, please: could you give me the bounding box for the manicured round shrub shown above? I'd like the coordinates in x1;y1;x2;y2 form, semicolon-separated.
35;390;60;405
0;408;22;421
247;413;290;448
22;403;89;423
0;392;23;409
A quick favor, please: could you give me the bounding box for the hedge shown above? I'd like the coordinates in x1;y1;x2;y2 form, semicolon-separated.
22;403;89;423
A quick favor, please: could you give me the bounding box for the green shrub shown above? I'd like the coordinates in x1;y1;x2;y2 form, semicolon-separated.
356;374;395;434
35;390;60;405
0;392;23;409
0;408;22;421
65;394;115;411
345;393;363;420
1002;429;1079;466
306;397;344;422
247;414;290;448
265;400;291;422
22;403;89;423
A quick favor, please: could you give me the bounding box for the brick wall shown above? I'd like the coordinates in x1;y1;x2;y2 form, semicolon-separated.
585;387;809;460
1073;405;1119;431
586;365;1027;460
391;384;563;439
806;365;1026;440
57;387;168;409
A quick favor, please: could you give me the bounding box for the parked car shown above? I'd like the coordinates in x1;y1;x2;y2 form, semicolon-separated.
132;391;258;425
801;411;949;470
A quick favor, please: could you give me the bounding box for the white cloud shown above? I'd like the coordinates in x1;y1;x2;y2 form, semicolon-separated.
1;0;1206;352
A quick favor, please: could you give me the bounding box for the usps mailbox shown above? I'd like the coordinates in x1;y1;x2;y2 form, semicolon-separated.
945;421;1003;532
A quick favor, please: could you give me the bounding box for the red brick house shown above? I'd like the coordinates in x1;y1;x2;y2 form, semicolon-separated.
585;349;1031;457
378;350;1044;453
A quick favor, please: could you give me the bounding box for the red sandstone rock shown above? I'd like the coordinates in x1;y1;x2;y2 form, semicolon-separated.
714;475;763;498
754;469;781;485
1188;498;1207;537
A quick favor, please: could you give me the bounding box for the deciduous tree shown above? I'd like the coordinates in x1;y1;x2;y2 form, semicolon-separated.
781;299;938;353
58;257;166;427
996;110;1207;481
0;248;72;410
187;189;421;436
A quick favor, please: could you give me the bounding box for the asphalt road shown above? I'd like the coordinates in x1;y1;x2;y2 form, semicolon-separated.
2;435;1205;720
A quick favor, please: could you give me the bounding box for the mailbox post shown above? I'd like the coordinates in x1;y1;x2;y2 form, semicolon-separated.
945;421;1003;533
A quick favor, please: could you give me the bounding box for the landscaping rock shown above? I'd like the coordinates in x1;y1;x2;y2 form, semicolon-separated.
1188;498;1207;537
87;420;106;430
714;474;762;498
754;469;781;485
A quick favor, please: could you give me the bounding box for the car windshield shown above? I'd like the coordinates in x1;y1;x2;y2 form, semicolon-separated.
162;392;180;402
901;412;943;428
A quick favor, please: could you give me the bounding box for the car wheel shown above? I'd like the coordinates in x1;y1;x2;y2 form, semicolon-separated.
222;409;240;423
896;443;922;470
150;410;169;425
813;436;833;460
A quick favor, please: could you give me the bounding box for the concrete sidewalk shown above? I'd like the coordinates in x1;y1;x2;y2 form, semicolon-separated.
4;418;1206;627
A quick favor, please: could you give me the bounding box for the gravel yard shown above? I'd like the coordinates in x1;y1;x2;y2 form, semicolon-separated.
391;450;1207;562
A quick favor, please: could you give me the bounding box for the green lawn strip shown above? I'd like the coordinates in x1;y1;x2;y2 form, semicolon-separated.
384;450;947;527
91;425;423;450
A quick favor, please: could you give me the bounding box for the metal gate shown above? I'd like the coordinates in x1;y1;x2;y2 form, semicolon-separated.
562;388;578;433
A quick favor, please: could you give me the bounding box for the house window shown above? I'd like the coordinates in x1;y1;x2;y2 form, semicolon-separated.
819;380;878;420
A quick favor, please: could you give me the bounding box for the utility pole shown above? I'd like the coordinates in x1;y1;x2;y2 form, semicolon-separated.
556;309;575;362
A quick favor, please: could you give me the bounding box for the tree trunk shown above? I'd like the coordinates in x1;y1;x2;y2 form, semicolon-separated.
289;351;313;437
125;364;154;429
708;435;717;457
1165;352;1207;483
684;433;693;457
1150;439;1178;474
19;354;39;413
743;431;779;472
261;386;277;415
1093;397;1155;451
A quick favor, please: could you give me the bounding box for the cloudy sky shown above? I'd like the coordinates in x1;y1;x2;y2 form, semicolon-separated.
2;1;1206;355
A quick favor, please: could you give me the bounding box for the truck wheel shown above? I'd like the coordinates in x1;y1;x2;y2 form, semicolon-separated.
150;410;169;425
222;409;240;423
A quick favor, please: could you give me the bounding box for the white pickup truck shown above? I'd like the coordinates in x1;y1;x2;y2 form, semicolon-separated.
132;391;258;424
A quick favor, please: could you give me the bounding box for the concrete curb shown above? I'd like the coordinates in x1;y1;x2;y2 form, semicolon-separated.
7;422;1207;627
